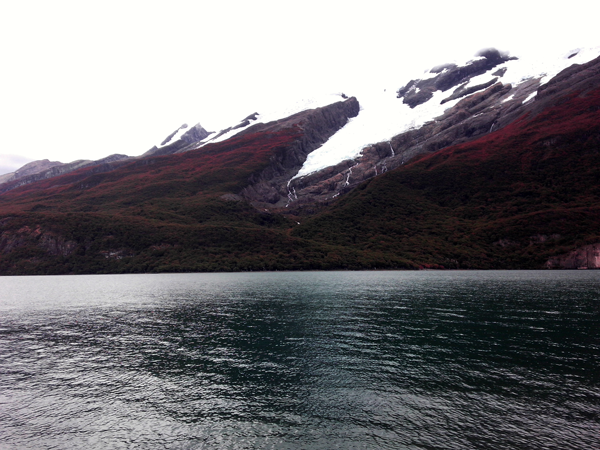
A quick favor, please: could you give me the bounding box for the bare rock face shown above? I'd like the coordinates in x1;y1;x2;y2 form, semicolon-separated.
13;159;63;178
0;224;77;258
144;123;212;157
545;243;600;269
0;159;64;185
531;52;600;113
397;49;517;108
240;97;360;208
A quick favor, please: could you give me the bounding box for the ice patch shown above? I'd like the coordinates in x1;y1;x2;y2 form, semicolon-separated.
522;92;537;104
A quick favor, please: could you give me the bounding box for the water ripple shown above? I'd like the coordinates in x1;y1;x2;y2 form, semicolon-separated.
0;271;599;449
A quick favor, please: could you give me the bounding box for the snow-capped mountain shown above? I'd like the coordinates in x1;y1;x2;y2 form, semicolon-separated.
305;47;600;177
242;46;600;209
144;92;352;156
132;46;600;211
5;46;598;202
2;46;600;274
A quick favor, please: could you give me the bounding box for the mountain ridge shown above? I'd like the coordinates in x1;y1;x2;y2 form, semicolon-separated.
1;47;600;274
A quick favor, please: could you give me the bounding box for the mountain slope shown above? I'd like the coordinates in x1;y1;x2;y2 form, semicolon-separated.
0;159;63;185
281;48;600;209
1;48;600;274
293;80;600;268
0;98;366;274
0;155;132;195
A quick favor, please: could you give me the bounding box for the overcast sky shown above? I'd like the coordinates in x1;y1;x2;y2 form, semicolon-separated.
0;0;598;175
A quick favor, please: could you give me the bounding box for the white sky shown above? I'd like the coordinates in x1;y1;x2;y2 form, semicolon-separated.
0;0;598;175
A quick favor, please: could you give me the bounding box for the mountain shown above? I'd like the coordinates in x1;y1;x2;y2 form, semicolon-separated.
0;159;63;185
0;154;132;195
142;123;212;157
1;47;600;274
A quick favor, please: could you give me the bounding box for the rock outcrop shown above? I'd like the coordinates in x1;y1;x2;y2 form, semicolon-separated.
144;123;212;157
239;97;360;208
0;223;77;258
397;49;516;108
545;243;600;269
0;159;64;185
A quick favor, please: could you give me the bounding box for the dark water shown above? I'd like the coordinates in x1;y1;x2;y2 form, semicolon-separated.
0;271;599;449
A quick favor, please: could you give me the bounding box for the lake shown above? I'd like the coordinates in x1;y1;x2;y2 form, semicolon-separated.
0;271;599;449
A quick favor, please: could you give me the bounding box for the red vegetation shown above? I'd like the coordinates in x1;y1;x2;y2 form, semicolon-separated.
2;85;600;273
409;88;600;170
294;87;600;269
0;126;302;213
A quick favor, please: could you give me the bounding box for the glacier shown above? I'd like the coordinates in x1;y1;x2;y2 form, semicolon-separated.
153;47;600;182
293;46;600;179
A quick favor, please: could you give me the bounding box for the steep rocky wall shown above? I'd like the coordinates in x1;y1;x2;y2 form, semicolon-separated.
0;224;77;258
240;97;360;208
545;243;600;269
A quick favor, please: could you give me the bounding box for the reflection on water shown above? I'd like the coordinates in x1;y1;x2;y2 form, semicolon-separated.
0;271;599;449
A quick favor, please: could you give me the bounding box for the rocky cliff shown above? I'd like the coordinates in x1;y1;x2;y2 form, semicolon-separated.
546;244;600;269
143;123;212;157
0;220;77;259
239;97;360;208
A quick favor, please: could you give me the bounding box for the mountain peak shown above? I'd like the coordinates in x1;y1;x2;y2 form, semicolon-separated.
143;122;212;157
397;48;517;108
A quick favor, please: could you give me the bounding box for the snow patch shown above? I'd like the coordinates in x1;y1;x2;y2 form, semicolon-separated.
293;88;462;179
495;46;600;88
420;70;441;81
195;93;344;149
462;72;497;89
197;119;257;147
522;92;537;104
156;124;189;148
